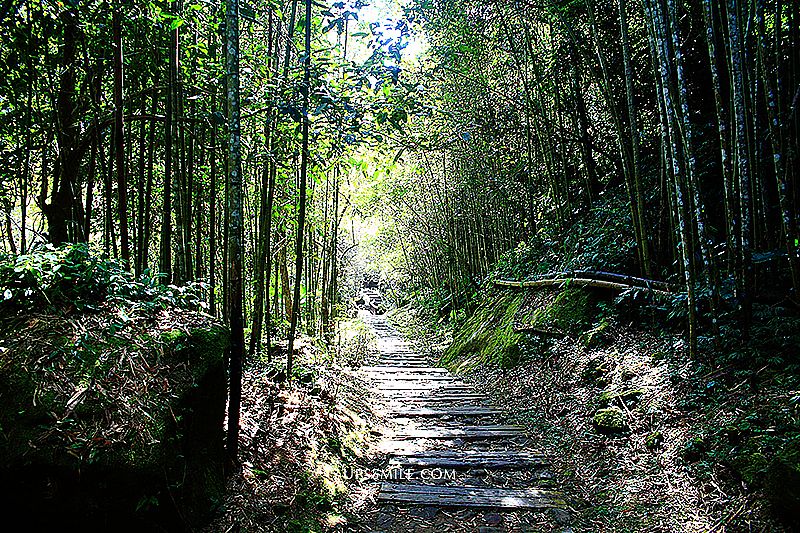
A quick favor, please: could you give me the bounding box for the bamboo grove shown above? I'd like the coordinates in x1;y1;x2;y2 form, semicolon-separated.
1;0;799;405
376;0;800;354
0;0;412;353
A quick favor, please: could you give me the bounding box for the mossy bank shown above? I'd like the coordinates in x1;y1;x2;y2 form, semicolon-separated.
394;283;800;532
0;245;229;531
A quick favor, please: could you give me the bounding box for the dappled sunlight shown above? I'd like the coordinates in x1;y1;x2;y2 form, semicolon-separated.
1;0;797;529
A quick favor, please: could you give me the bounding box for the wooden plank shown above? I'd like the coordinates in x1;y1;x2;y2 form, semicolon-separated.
361;366;448;373
386;406;501;417
376;361;430;366
374;382;470;389
379;394;486;402
376;386;473;394
388;450;547;469
369;375;461;382
378;359;427;362
378;356;428;360
393;425;525;439
366;371;454;377
378;483;565;509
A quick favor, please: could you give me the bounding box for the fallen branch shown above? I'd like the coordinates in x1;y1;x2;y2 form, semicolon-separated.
494;277;676;297
543;270;679;292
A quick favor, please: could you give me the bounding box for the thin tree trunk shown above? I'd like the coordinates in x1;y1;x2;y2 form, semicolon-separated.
619;0;650;276
160;18;176;280
728;0;754;334
286;0;312;378
667;0;720;338
757;0;800;294
647;0;698;356
113;4;129;265
225;0;244;464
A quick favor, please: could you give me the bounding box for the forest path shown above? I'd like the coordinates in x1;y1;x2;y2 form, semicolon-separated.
355;312;572;532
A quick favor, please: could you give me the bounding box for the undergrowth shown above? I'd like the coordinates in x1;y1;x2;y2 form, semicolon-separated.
0;243;206;315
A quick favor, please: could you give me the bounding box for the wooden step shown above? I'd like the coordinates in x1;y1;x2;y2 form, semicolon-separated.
369;375;461;382
361;366;448;373
364;371;448;377
386;406;501;417
374;380;474;393
392;425;525;439
379;393;486;402
376;361;430;366
376;387;473;395
388;450;547;469
378;483;566;509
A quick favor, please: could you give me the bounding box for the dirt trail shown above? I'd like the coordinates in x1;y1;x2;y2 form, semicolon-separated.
355;312;573;532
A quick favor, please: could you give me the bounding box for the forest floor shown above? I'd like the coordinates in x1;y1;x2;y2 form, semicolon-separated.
388;303;794;533
203;298;797;532
202;326;383;532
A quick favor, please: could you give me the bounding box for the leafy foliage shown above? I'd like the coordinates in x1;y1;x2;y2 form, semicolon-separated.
0;244;206;314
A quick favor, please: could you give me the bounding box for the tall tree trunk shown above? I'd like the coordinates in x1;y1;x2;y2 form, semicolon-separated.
21;0;33;252
647;0;698;356
250;10;276;358
668;0;720;337
728;0;754;334
757;0;800;294
619;0;650;276
209;25;218;316
113;4;129;265
134;82;148;273
41;7;83;245
160;20;176;280
225;0;244;464
286;0;312;378
702;0;736;277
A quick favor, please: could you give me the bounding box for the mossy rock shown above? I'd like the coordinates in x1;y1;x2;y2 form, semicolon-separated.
765;437;800;527
597;388;644;408
582;355;612;387
645;431;664;450
682;437;706;462
0;316;228;529
593;407;628;434
443;291;526;369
